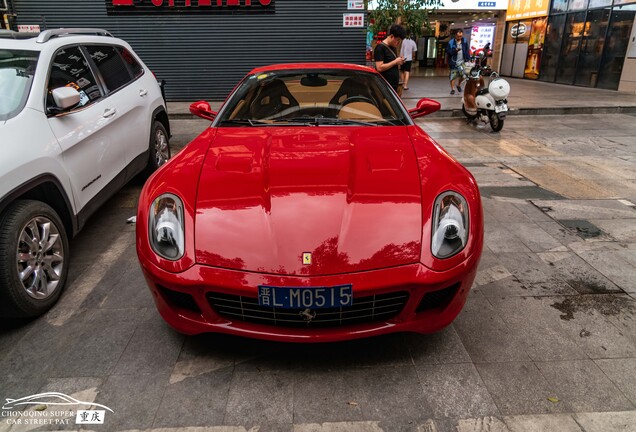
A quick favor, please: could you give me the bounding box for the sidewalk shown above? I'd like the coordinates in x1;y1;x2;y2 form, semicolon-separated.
166;71;636;119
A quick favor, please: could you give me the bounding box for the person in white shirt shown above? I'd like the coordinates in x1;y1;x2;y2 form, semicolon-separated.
400;34;418;91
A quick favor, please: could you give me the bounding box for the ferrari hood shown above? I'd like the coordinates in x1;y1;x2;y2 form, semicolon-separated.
194;127;423;276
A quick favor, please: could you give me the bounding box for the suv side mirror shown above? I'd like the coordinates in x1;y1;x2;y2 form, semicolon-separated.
408;98;441;119
189;101;217;121
50;87;81;112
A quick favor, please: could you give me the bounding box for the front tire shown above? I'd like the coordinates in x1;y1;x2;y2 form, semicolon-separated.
489;112;504;132
147;120;171;174
0;200;69;318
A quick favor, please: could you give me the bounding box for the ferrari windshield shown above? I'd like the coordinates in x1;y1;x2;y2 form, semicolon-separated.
0;49;39;121
216;69;411;127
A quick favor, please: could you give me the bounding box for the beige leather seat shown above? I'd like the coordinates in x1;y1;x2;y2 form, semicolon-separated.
337;101;383;121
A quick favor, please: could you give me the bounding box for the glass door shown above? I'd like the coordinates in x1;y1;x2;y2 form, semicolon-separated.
574;8;610;87
597;5;636;89
556;11;587;84
540;15;567;82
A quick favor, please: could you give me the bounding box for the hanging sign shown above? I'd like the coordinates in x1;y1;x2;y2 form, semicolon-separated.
107;0;275;14
347;0;364;9
17;25;41;33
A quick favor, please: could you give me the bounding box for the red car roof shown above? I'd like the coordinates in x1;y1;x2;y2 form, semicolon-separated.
249;63;377;75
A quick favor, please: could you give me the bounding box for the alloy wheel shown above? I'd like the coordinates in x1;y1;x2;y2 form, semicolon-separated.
154;128;169;167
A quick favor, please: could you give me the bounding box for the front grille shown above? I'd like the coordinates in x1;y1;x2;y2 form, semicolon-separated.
207;291;409;328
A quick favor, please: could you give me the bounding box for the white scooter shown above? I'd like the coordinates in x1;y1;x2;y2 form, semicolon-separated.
460;56;510;132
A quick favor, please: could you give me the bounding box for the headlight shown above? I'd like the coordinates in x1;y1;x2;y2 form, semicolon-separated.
149;193;185;260
431;191;469;259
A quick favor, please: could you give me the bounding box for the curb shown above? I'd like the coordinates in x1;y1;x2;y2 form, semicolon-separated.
166;105;636;120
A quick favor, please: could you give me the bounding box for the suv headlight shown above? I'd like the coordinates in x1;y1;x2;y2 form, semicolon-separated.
431;191;469;259
149;193;185;260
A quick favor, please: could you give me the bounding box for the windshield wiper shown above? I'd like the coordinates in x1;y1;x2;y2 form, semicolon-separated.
272;116;379;126
217;119;272;126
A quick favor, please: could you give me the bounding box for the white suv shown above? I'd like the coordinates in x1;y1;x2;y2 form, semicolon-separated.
0;28;171;318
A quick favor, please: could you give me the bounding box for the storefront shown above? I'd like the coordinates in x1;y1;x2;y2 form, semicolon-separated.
502;0;636;90
10;0;366;100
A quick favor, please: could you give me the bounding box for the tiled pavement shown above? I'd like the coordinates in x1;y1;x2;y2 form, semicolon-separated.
1;114;635;432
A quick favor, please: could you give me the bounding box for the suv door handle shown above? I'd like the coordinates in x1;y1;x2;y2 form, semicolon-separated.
139;89;148;97
103;108;117;118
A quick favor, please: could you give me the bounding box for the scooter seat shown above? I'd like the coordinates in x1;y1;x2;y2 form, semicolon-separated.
477;88;489;96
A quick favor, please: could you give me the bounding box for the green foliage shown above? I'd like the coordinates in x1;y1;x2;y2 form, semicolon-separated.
368;0;441;38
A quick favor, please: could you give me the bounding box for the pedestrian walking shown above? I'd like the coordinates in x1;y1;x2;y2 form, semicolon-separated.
446;29;470;95
400;34;417;91
374;24;406;94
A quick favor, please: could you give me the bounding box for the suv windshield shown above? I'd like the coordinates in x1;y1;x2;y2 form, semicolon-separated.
0;49;39;121
216;69;411;127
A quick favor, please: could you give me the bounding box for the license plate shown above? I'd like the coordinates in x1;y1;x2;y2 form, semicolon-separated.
495;103;508;113
257;285;353;309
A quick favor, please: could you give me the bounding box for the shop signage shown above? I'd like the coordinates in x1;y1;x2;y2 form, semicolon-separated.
347;0;364;9
17;25;41;32
506;0;549;21
343;13;364;27
107;0;275;14
510;22;527;38
437;0;508;10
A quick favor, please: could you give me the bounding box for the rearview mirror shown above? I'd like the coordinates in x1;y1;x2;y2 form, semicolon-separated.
189;101;217;121
408;98;441;119
51;87;81;110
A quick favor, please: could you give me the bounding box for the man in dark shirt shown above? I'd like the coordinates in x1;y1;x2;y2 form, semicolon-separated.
374;24;406;92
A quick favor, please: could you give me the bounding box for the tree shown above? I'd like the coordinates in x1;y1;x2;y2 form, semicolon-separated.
367;0;441;38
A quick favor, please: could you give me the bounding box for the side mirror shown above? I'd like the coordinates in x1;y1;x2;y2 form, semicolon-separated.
189;101;217;121
408;98;441;119
51;87;81;110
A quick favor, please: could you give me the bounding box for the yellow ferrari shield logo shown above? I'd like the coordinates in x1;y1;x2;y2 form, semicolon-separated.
302;252;312;265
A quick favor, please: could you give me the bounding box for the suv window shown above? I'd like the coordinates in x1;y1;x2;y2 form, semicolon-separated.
0;49;39;121
118;47;144;79
84;45;133;93
47;46;102;111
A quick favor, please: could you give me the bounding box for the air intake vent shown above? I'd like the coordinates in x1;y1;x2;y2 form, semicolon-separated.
416;283;460;312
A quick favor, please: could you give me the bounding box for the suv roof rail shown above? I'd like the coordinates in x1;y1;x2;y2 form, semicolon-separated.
0;30;39;40
36;28;113;44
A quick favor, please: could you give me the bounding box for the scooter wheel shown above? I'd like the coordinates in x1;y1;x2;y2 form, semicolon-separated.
489;112;504;132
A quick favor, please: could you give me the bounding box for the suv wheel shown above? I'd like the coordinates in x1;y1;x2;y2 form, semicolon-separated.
148;120;170;173
0;200;69;318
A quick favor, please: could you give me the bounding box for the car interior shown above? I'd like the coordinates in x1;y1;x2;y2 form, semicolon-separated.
226;72;401;124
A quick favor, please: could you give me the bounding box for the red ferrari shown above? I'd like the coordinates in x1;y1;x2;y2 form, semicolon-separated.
136;63;483;342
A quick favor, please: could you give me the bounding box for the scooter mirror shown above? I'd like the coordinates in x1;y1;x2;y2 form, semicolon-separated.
409;98;441;119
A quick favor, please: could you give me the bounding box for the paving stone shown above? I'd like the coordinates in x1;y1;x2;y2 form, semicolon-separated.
531;199;636;221
548;253;623;294
153;368;233;428
292;366;430;424
484;224;533;254
48;308;142;378
415;363;500;419
535;360;634;412
576;249;636;294
225;371;294;426
453;292;531;363
406;326;472;365
573;411;636;432
94;373;169;430
486;297;588;362
113;310;185;375
595;359;636;407
475;362;569;415
502;414;582;432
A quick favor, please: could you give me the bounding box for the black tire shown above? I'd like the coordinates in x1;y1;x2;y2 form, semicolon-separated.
147;120;171;174
489;112;504;132
0;200;69;318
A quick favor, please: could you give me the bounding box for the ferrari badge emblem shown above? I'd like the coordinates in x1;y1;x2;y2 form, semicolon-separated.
302;252;312;265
